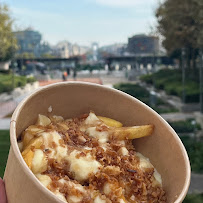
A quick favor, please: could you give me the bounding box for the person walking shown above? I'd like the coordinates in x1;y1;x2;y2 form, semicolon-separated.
62;71;67;81
73;68;77;80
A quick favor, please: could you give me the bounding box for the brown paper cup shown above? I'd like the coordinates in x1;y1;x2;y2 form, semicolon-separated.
4;82;190;203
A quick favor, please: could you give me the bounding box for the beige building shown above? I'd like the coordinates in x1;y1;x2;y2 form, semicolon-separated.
55;41;89;58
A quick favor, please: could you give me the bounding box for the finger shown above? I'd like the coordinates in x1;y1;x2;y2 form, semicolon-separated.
0;178;7;203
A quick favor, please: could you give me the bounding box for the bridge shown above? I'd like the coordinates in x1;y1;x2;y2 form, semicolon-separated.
15;56;80;70
105;54;174;71
14;54;174;71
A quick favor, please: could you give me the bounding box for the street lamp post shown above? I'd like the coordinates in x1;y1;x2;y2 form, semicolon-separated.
181;48;186;103
200;49;203;113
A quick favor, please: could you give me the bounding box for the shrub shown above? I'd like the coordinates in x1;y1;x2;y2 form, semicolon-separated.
26;76;36;84
164;82;182;96
114;83;179;113
153;79;166;90
169;119;201;133
113;83;149;103
153;106;178;114
15;76;27;87
183;194;203;203
181;136;203;173
140;69;200;103
0;74;36;93
140;74;153;84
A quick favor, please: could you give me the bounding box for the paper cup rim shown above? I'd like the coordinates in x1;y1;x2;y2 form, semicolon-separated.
10;81;191;203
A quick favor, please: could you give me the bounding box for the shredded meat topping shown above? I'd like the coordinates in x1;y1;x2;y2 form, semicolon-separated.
20;113;167;203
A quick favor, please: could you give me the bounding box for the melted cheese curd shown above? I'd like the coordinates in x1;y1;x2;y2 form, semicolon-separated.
19;112;166;203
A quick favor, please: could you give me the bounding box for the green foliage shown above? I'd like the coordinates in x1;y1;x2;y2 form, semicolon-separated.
153;106;178;114
78;64;104;71
184;194;203;203
0;73;36;93
16;52;35;59
140;69;200;103
40;53;55;58
114;83;150;104
140;74;153;84
26;76;36;83
181;136;203;173
113;83;178;114
0;4;17;61
0;130;10;178
169;119;201;133
156;0;203;57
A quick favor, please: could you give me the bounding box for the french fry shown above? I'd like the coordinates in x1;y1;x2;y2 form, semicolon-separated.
22;136;45;171
111;125;154;140
22;149;34;169
31;149;48;174
98;116;123;127
22;131;34;148
36;114;51;126
22;136;43;155
22;125;45;148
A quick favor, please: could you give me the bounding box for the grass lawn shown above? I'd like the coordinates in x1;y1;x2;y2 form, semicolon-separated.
0;130;10;178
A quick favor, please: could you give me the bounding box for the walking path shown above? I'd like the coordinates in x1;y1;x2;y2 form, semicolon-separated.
160;112;195;122
39;78;103;86
0;77;103;127
0;118;10;130
189;173;203;194
0;101;18;119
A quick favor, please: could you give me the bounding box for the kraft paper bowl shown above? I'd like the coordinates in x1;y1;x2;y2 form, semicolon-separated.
4;82;190;203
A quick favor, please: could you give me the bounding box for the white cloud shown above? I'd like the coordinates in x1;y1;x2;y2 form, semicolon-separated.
89;0;156;8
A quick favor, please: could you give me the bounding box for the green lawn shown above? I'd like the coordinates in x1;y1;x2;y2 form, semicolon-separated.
0;130;10;178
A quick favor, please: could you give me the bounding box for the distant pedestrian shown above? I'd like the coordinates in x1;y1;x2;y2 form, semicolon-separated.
67;68;70;75
62;71;67;81
73;69;77;80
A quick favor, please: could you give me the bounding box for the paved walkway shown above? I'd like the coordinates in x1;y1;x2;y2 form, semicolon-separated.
39;78;102;86
0;78;103;123
160;112;195;122
0;101;18;119
0;118;10;130
188;173;203;194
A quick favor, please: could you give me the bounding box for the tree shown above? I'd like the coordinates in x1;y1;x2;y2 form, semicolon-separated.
156;0;203;68
0;4;17;62
40;53;55;58
16;52;35;59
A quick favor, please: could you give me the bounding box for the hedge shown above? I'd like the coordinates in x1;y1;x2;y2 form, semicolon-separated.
169;119;201;133
113;83;178;114
181;136;203;173
140;69;199;103
183;194;203;203
0;74;36;93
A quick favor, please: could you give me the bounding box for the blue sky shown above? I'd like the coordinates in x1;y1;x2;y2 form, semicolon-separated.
4;0;159;46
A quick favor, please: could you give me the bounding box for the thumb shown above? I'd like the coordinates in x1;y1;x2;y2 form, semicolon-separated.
0;178;7;203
